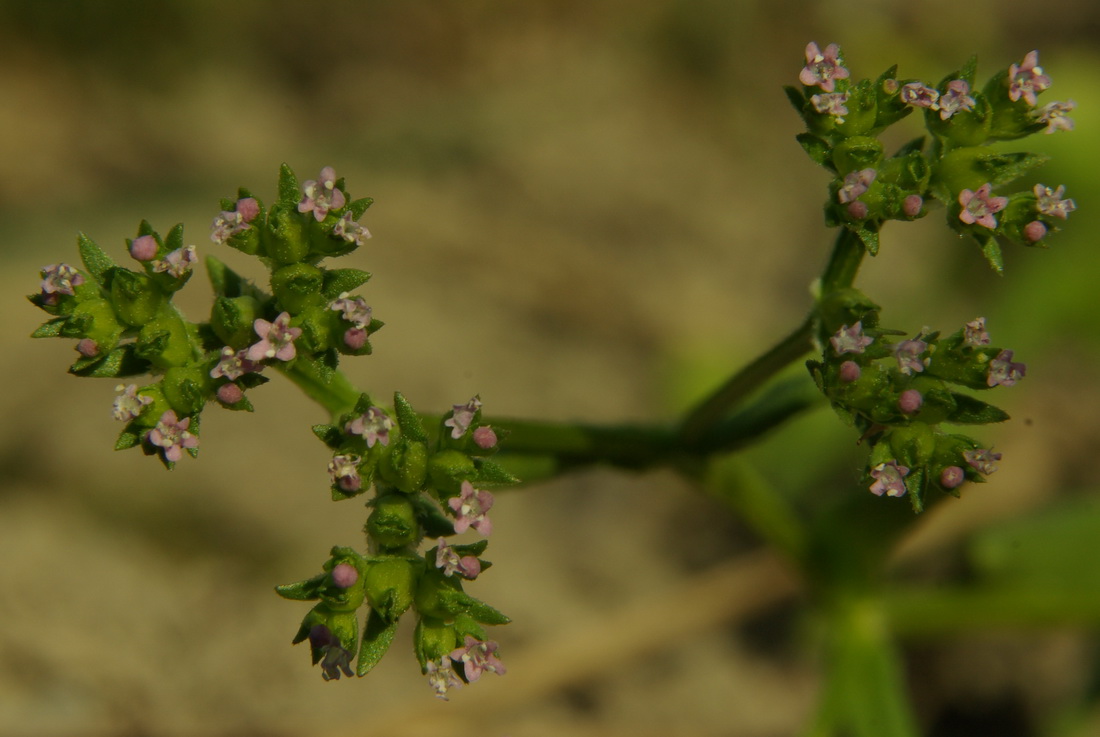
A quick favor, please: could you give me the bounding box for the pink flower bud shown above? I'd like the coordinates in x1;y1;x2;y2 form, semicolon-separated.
473;426;498;449
331;562;359;588
236;197;260;223
940;466;965;490
838;360;861;383
902;194;923;218
897;389;922;414
130;235;158;262
76;338;100;357
1023;220;1047;243
343;327;368;350
846;201;868;220
217;383;244;404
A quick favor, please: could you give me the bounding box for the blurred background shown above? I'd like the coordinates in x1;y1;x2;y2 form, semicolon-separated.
2;1;1098;735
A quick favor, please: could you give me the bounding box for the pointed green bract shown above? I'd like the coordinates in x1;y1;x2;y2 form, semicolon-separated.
277;162;300;208
77;233;117;287
356;609;398;676
394;391;428;442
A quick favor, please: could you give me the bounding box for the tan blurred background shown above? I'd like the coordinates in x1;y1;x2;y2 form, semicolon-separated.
2;2;1099;735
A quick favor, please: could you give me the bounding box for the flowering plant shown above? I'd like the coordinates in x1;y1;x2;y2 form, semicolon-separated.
29;43;1082;732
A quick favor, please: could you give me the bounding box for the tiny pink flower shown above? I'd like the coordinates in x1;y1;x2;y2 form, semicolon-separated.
1035;100;1075;134
838;360;861;383
40;263;85;298
963;448;1002;475
448;481;493;536
435;538;482;579
940;466;965;490
810;92;849;122
958;183;1008;229
328;453;363;492
1034;184;1076;220
473;426;498;449
1023;220;1047;243
298;166;347;222
830;322;873;355
963;317;990;347
210;198;260;245
113;384;153;422
332;211;371;246
426;657;464;700
987;349;1026;387
152;245;197;278
328;292;372;328
129;235;158;261
897;389;922;414
216;383;244;405
445;396;482;439
146;409;199;462
799;42;849;92
894;338;929;375
449;635;506;683
902;195;923;218
837;169;876;204
345;407;392;448
1008;50;1052;107
210;346;260;380
869;460;909;497
900;82;939;109
247;312;301;362
331;562;359;588
937;79;976;120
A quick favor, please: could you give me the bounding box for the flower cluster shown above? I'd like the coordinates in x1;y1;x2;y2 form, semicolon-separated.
810;300;1024;511
789;45;1076;269
283;391;513;695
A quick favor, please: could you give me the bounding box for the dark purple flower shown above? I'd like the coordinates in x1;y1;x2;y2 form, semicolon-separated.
987;350;1026;387
1008;50;1052;106
210;346;261;381
449;635;506;683
298;166;346;222
959;183;1008;230
799;42;849;92
869;460;909;497
308;625;354;681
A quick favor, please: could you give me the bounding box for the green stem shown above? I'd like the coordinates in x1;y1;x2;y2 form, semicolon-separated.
276;355;363;420
820;226;868;294
677;317;815;446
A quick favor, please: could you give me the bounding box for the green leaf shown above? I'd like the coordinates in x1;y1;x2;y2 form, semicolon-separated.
439;590;511;625
205;255;245;298
413;496;456;538
854;225;879;256
475;459;520;487
312;423;344;448
891;136;925;157
796;132;835;171
393;392;427;442
977;236;1004;274
77;233;117;287
974;151;1049;189
164;223;184;253
277;163;300;208
31;318;67;338
357;609;399;676
275;572;328;601
69;344;149;378
945;393;1010;424
783;85;806;114
321;268;372;299
349;197;373;219
115;428;141;450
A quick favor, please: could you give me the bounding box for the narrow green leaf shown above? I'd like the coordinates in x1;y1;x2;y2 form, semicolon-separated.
277;163;300;208
357;609;399;676
275;572;328;601
393;392;428;442
115;428;141;450
322;268;372;299
783;85;806;114
475;459;520;487
946;393;1010;424
77;233;117;287
164;223;184;253
796;132;835;171
855;225;879;256
312;423;344;449
349;197;374;219
978;236;1004;274
205;255;245;298
69;344;148;378
31;318;67;338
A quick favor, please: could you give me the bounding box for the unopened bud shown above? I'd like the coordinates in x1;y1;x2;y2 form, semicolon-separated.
838;360;861;383
940;465;965;490
1023;220;1047;243
902;194;923;218
130;235;158;261
216;383;244;405
331;562;359;589
898;389;923;414
76;338;100;357
847;201;868;220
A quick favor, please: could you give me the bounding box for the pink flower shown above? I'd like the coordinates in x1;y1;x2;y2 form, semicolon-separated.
799;42;849;92
345;407;392;448
211;197;260;245
444;396;482;439
830;322;873;355
937;79;976;120
112;384;153;422
900;82;939;109
869;460;909;497
333;211;371;246
837;169;876;204
1035;100;1075;134
328;292;372;328
810;92;849;122
1034;184;1076;220
146;410;199;462
958;183;1008;230
963;317;990;347
328;454;363;492
987;349;1026;387
448;481;493;536
298;166;346;221
449;635;506;683
40;263;85;298
152;245;197;278
247;312;301;362
894;338;928;375
435;538;482;579
210;346;261;380
1008;50;1052;106
963;448;1002;475
426;657;463;700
